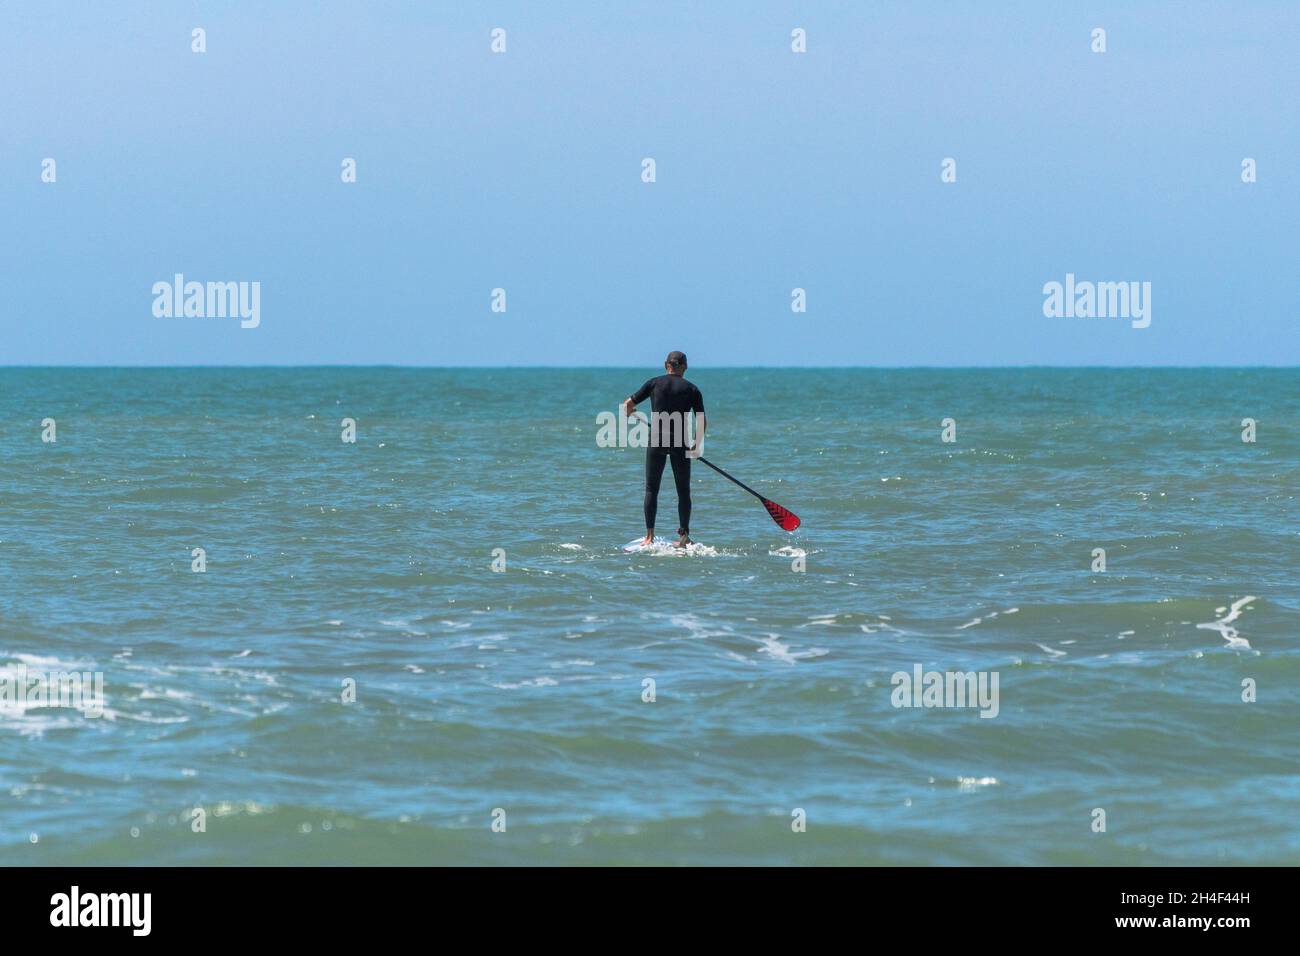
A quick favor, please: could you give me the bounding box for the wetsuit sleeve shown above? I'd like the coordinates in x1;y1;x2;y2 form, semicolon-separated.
628;379;654;405
692;388;705;414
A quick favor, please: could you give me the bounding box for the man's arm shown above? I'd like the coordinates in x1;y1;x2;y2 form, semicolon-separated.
688;390;706;457
622;380;654;417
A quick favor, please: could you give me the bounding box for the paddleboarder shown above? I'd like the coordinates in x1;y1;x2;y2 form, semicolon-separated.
622;351;706;549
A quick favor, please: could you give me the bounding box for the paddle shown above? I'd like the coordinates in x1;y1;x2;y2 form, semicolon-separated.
698;457;801;531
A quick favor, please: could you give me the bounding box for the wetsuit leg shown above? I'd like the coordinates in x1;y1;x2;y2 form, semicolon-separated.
644;449;668;530
668;449;691;534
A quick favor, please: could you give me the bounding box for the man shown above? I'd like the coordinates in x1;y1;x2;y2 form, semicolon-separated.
622;351;706;549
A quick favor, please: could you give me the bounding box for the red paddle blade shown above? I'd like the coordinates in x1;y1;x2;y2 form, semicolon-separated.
762;498;801;532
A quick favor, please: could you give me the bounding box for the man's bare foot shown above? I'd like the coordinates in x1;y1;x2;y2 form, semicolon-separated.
674;534;692;549
641;532;654;547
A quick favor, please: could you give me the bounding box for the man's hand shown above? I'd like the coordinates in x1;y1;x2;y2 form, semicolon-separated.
622;398;636;418
686;413;705;458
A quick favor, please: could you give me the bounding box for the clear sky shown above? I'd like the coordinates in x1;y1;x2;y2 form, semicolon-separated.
2;1;1296;366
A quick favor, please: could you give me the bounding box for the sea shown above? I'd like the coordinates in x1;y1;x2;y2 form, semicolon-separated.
1;367;1296;865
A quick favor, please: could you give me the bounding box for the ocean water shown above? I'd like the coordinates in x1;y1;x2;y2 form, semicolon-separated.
1;367;1297;866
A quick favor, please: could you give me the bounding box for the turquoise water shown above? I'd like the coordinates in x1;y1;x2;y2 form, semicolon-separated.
1;367;1297;865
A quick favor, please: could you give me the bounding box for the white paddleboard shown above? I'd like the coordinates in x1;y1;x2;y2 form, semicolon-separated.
623;536;675;553
622;537;716;556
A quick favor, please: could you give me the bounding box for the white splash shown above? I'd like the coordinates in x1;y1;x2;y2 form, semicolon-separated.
769;545;806;558
628;538;718;557
1196;596;1256;649
493;677;559;690
755;635;828;664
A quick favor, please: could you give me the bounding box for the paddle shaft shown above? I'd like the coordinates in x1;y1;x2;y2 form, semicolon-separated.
698;457;765;502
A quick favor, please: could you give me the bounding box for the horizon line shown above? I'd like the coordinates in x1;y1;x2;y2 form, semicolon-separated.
1;364;1297;371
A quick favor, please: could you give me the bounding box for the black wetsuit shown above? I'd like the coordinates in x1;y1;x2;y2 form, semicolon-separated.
628;375;705;534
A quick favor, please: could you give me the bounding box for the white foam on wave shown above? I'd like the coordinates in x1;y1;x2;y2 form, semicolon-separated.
755;634;829;665
666;613;733;640
859;619;905;635
957;776;999;792
627;538;719;557
116;711;185;725
1196;595;1256;649
957;605;1020;630
493;676;559;690
805;613;843;627
13;652;91;669
660;614;828;664
0;713;116;735
769;545;807;558
0;653;109;729
138;687;195;701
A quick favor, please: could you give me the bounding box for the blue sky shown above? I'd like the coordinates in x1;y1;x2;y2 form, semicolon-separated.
2;1;1296;366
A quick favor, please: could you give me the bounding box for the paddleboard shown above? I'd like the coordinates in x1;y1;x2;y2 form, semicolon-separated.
623;536;718;556
623;536;675;552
